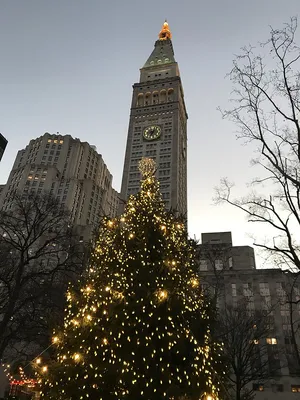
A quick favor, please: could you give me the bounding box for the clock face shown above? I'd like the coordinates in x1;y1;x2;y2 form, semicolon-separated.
143;125;161;141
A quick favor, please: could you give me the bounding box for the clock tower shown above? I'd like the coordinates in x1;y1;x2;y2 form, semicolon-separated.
120;21;188;215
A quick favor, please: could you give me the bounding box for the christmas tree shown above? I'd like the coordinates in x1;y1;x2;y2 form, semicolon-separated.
39;158;221;400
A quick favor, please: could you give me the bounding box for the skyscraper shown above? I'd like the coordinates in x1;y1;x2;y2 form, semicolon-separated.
0;132;119;237
120;21;188;215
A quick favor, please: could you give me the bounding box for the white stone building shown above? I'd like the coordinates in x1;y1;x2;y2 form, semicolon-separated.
0;132;119;239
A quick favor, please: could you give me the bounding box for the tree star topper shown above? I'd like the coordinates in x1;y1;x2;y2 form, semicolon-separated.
138;157;156;178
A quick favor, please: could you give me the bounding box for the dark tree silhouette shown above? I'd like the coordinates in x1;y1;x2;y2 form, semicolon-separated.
0;192;87;362
216;17;300;272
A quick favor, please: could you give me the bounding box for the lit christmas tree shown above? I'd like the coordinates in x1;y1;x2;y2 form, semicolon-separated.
39;158;222;400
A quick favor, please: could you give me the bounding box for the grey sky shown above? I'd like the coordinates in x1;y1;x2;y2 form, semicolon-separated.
0;0;299;262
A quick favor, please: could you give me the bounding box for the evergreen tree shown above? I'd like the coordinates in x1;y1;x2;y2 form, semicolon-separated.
39;158;221;400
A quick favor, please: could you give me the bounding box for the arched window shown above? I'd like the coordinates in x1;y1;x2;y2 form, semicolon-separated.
137;93;144;107
168;88;174;102
152;91;159;104
145;92;151;106
160;89;167;103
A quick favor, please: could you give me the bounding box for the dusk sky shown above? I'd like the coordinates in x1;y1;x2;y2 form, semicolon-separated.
0;1;299;266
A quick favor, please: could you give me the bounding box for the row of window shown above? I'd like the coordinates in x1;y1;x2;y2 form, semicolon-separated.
135;104;175;115
253;383;300;393
146;71;170;79
158;170;171;177
45;143;62;150
47;138;64;144
134;121;172;129
44;150;60;155
134;113;173;121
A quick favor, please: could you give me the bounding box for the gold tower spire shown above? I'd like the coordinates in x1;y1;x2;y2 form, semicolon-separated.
158;20;172;40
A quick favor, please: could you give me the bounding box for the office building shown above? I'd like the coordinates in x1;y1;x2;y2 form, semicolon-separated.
198;232;300;399
0;132;118;238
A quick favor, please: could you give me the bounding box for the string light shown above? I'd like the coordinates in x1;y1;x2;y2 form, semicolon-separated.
73;353;81;361
190;278;200;287
37;157;221;399
157;289;168;301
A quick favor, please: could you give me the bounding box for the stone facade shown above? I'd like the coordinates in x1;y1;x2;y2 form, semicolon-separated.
0;132;118;239
120;23;188;215
198;231;300;399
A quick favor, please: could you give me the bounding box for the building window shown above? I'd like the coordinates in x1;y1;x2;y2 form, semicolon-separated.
231;283;237;296
253;384;264;391
199;260;208;271
266;338;277;345
259;282;270;296
215;259;223;270
291;385;300;392
272;384;283;392
243;283;253;297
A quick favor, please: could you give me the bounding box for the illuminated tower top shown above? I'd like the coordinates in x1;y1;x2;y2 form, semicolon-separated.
158;20;172;40
142;20;176;71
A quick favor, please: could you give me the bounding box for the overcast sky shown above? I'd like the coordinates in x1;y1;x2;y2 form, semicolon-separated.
0;1;299;265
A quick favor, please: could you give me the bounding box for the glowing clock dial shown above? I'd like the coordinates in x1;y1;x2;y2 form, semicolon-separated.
143;125;161;141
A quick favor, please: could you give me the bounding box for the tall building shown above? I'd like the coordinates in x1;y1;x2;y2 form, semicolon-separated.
0;133;8;162
120;21;188;215
198;231;300;399
0;132;119;236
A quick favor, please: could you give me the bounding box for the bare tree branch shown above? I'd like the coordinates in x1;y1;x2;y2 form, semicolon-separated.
0;192;89;363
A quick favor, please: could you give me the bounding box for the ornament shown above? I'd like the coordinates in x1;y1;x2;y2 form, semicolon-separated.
138;157;156;178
